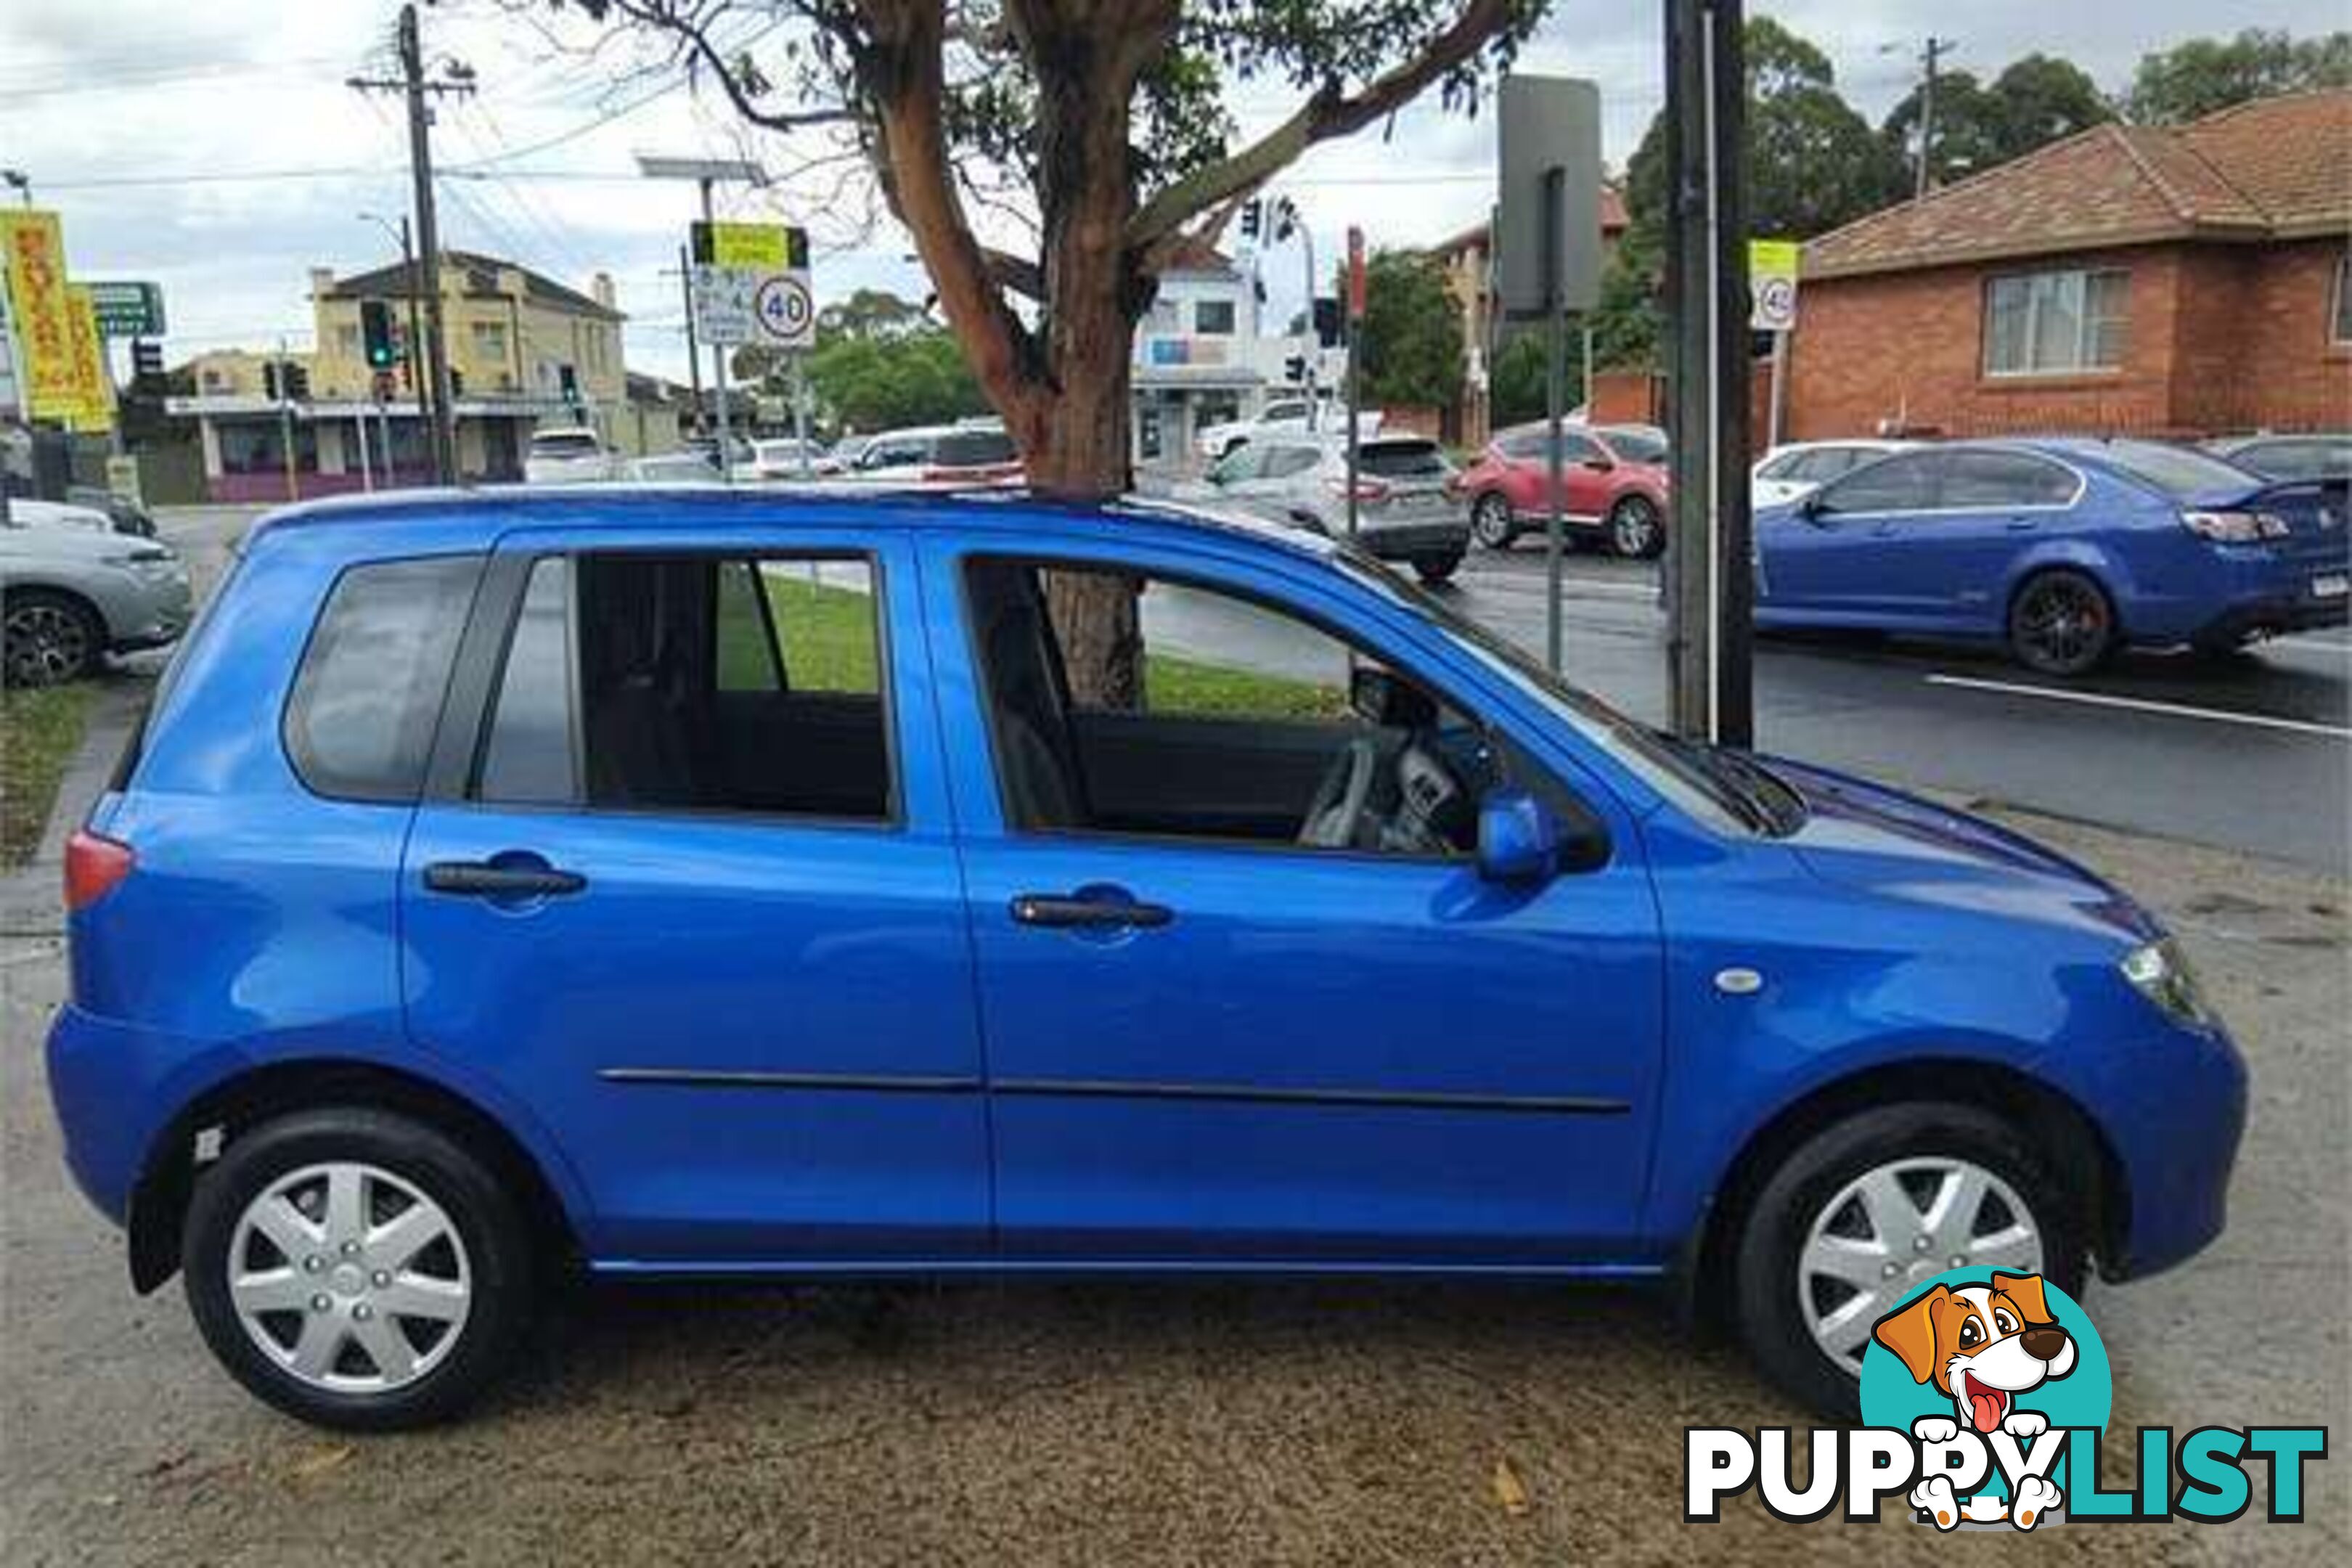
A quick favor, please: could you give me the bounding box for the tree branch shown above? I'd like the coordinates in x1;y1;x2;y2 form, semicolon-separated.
1126;0;1516;250
605;0;867;130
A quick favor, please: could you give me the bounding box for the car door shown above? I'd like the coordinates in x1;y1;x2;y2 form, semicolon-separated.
1863;449;2083;629
400;526;990;1266
924;534;1665;1263
1757;449;1940;621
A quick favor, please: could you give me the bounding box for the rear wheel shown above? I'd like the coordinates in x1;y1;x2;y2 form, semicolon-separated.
181;1108;536;1430
1732;1102;2082;1419
1470;493;1516;550
2007;569;2116;677
1413;552;1465;585
1607;495;1665;559
3;589;103;686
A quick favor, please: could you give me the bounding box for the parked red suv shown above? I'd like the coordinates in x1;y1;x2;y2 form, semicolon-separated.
1456;422;1671;558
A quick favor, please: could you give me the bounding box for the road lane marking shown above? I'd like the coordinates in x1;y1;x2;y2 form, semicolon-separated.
1925;674;2351;739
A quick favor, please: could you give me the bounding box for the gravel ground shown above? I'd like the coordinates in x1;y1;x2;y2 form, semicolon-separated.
0;507;2343;1563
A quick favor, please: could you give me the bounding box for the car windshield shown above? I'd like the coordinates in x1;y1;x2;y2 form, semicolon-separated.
1331;546;1773;836
2093;440;2260;498
1598;428;1669;465
530;432;600;457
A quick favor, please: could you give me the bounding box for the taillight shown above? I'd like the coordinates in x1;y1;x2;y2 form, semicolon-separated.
64;829;135;912
1323;476;1392;503
2181;509;2290;542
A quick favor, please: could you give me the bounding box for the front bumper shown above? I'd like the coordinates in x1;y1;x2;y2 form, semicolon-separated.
105;569;193;651
2059;1016;2247;1280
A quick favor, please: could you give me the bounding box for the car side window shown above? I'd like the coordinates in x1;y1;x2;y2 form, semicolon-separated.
285;555;481;803
1935;451;2079;509
1264;446;1321;480
1757;451;1806;481
1815;452;1936;514
473;551;892;821
1209;445;1265;484
964;557;1511;859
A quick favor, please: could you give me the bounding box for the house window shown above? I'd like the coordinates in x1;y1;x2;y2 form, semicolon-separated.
1194;298;1237;336
333;324;362;359
1983;268;2128;376
2332;251;2351;346
472;320;509;364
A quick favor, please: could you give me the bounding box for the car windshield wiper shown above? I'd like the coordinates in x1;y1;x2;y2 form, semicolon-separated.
1649;730;1773;833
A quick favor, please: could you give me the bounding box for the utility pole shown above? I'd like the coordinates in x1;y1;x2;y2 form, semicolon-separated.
350;4;470;485
1912;36;1957;200
675;245;704;436
1663;0;1754;746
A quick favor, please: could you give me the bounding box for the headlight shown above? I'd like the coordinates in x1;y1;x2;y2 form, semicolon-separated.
105;547;180;576
2121;938;2213;1027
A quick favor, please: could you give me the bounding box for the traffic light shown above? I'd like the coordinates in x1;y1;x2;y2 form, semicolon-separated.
360;300;399;369
1311;296;1342;348
1271;197;1297;243
1283;354;1307;383
130;339;163;380
1240;197;1262;241
263;359;282;401
282;362;309;401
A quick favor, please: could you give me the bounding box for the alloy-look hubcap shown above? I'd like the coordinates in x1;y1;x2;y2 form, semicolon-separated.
227;1161;472;1394
4;605;89;686
1797;1156;2043;1377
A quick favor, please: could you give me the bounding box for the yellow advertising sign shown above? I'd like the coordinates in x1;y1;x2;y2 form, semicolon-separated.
62;285;114;433
1;208;83;421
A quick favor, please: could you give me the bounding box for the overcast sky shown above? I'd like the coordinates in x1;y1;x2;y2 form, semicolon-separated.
1;0;2340;385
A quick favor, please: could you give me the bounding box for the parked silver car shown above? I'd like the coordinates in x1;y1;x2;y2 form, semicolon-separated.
1187;433;1471;583
1;510;193;684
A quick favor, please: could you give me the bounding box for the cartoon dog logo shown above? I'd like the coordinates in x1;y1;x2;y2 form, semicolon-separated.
1872;1272;2077;1530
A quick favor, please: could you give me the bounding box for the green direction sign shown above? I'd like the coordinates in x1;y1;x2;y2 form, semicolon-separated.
87;280;166;338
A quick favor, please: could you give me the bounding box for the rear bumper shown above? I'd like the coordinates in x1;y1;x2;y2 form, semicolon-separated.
1356;518;1471;560
2192;590;2348;645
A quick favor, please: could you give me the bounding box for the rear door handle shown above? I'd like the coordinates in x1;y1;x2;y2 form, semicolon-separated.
1010;893;1173;930
2005;517;2038;531
423;860;587;898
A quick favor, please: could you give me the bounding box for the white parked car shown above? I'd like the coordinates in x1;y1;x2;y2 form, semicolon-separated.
833;424;1023;486
522;427;619;485
749;438;839;481
1194;396;1380;462
624;451;723;483
1;497;118;533
1750;439;1915;510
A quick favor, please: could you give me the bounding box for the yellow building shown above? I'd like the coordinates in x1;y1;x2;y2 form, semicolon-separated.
184;348;309;400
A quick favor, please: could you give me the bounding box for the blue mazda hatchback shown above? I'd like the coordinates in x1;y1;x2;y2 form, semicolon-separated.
48;489;2245;1428
1756;437;2350;674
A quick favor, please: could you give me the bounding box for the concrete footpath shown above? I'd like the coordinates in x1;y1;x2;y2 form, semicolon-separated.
1;640;2345;1564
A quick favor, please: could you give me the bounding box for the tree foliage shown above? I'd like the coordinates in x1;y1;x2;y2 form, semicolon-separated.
1881;55;2111;187
805;327;989;432
1350;250;1463;411
2123;28;2352;124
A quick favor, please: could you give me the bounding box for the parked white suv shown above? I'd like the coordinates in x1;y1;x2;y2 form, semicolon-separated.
523;427;618;485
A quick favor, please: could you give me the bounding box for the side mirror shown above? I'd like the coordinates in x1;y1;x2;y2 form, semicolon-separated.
1476;789;1561;884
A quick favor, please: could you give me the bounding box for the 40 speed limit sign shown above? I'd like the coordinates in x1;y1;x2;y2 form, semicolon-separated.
687;221;813;349
753;273;814;350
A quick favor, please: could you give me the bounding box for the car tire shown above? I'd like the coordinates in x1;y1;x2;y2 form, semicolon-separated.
1607;495;1665;559
1731;1101;2084;1421
1471;494;1516;550
181;1108;536;1431
1413;552;1465;585
3;589;105;687
2006;568;2117;677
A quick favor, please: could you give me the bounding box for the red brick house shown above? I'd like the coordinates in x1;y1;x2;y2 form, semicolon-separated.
1789;91;2351;443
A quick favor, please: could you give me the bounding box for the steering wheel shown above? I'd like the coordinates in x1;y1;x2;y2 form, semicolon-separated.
1298;738;1379;849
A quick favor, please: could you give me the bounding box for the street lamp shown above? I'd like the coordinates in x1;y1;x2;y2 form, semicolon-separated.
636;155;767;481
1;168;30;207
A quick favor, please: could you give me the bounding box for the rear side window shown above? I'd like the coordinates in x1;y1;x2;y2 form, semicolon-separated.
933;430;1016;467
1936;450;2079;507
285;555;480;801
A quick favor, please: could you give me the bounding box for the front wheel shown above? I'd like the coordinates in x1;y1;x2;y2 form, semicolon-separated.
181;1108;536;1430
1731;1102;2083;1419
3;589;104;686
1607;495;1665;559
2007;568;2116;677
1413;552;1465;585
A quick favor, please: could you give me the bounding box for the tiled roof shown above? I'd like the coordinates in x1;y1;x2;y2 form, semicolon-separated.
1805;89;2351;280
323;249;624;320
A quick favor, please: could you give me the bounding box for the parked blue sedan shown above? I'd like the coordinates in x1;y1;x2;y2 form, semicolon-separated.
1756;438;2350;674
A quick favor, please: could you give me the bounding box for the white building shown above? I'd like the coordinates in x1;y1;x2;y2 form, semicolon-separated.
1131;241;1333;464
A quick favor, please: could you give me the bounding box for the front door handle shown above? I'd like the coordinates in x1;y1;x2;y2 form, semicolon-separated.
1010;892;1173;930
423;859;587;898
2004;517;2038;531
